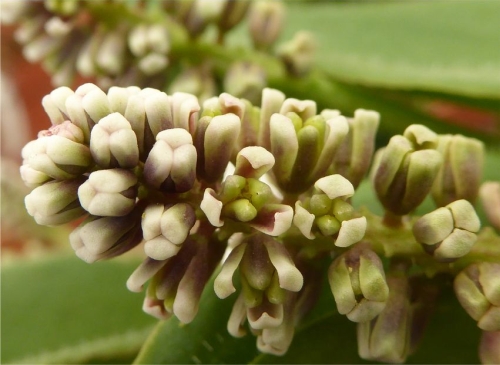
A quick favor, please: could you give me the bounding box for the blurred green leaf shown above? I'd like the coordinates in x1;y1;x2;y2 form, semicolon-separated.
1;254;156;364
284;1;500;99
134;274;259;364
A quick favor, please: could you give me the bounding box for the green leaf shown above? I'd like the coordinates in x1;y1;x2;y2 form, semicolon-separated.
134;274;259;364
284;1;500;99
1;254;156;364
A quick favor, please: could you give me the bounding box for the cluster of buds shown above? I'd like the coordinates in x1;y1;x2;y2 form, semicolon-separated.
20;83;383;355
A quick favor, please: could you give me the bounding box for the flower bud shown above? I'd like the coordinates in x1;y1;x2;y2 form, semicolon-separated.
194;113;241;183
69;207;143;263
249;0;284;50
41;86;74;126
454;262;500;331
270;111;348;194
143;128;197;193
277;31;316;76
169;92;200;133
480;182;500;230
373;124;442;215
330;109;380;189
357;273;411;363
78;169;137;217
141;203;196;261
90;112;139;168
168;66;216;103
20;122;92;186
413;199;480;261
224;62;266;105
328;245;389;322
293;175;366;247
25;178;86;226
258;88;285;151
479;331;500;364
217;0;250;33
431;134;484;206
95;27;126;76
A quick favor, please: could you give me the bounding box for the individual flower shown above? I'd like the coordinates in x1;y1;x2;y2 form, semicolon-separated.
20;121;92;187
25;178;86;226
431;134;484;206
168;66;217;103
249;0;284;51
141;203;197;261
293;175;367;247
328;244;389;322
70;206;144;263
413;199;480;261
128;23;170;75
372;124;442;216
223;61;266;105
277;31;316;76
270;105;349;193
89;112;139;168
78;169;138;217
454;262;500;331
200;147;293;236
143;128;197;193
357;268;412;363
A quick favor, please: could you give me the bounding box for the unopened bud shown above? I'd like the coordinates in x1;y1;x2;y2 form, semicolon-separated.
480;182;500;230
413;199;480;261
142;203;196;260
90;112;139;168
328;245;388;322
373;124;442;215
25;178;86;226
277;31;316;77
78;169;137;217
143;128;197;193
431;134;484;206
454;262;500;331
224;62;266;105
249;0;284;50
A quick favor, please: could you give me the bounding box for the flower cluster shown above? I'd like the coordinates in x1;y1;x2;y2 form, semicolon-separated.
20;83;499;362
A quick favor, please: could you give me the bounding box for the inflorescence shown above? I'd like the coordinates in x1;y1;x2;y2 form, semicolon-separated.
19;83;500;361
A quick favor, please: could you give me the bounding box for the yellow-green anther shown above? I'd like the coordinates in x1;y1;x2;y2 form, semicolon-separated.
316;215;341;236
309;194;332;216
222;199;258;222
431;135;484;207
332;198;354;221
413;199;480;261
259;88;285;150
246;178;274;211
266;271;286;305
480;182;500;230
220;175;247;204
454;263;500;331
286;112;303;133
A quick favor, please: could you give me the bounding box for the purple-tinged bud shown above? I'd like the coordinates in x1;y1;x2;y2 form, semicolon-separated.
479;331;500;364
90;112;139;168
169;92;200;133
329;245;389;322
249;0;284;51
41;86;74;125
78;169;137;217
373;124;442;216
413;199;480;261
20;125;92;185
143;128;197;193
431;134;484;206
357;272;412;363
454;262;500;331
25;178;86;226
259;88;285;151
141;203;196;261
69;207;143;263
480;182;500;230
